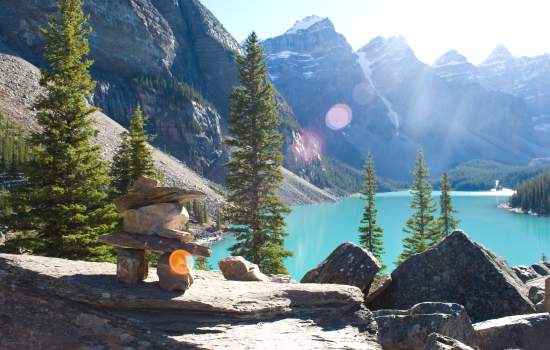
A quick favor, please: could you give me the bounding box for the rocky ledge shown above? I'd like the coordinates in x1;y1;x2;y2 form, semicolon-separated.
0;253;380;349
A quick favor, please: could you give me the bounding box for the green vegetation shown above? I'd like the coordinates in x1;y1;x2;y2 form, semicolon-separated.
358;153;385;268
397;149;437;264
225;32;292;274
509;173;550;215
436;172;460;239
194;256;211;270
444;160;550;191
134;76;216;112
0;115;31;175
110;105;157;197
2;0;117;261
191;200;209;225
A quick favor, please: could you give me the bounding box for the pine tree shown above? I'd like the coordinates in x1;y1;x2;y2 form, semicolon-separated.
110;105;156;196
542;253;548;263
110;131;132;197
5;0;117;260
225;32;292;274
397;149;436;264
216;207;223;231
358;152;385;267
436;172;459;241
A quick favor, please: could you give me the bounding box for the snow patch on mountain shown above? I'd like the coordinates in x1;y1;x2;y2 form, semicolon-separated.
356;51;400;132
286;16;328;34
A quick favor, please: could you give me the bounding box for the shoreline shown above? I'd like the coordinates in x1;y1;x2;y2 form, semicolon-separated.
497;203;542;217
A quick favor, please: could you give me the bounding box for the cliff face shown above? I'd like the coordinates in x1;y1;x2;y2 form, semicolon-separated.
0;0;239;177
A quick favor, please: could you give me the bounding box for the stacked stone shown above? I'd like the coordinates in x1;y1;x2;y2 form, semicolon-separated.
100;176;211;292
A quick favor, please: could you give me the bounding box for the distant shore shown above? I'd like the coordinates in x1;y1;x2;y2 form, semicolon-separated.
498;203;540;216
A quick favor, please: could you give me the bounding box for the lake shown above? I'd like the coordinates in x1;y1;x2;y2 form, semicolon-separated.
210;191;550;280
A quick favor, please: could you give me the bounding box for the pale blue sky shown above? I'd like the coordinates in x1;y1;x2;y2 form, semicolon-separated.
200;0;550;64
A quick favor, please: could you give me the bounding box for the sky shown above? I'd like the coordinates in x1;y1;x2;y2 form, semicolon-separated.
200;0;550;64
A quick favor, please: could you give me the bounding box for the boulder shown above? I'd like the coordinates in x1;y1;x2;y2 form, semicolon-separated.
423;333;474;350
373;302;478;350
301;242;382;293
365;274;392;305
116;248;148;285
122;202;189;235
370;230;535;322
531;263;550;277
474;313;550;350
218;256;269;282
546;278;550;312
529;284;546;304
157;252;194;292
512;265;540;282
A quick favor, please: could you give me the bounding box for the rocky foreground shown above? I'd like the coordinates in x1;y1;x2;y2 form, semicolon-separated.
1;231;549;349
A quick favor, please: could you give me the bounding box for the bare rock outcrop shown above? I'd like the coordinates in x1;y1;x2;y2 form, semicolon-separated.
423;333;474;350
301;242;382;294
373;303;478;350
474;313;550;350
370;230;535;322
0;253;381;349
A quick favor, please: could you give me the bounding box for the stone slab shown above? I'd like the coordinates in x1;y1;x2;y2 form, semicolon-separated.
99;232;211;257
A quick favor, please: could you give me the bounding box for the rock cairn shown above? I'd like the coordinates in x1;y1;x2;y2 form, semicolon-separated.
100;176;211;292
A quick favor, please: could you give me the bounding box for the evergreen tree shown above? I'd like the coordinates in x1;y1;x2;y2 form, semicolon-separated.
225;32;292;274
110;105;156;196
216;207;223;231
110;131;132;197
5;0;117;260
397;149;436;264
436;172;459;241
358;152;385;267
542;253;548;263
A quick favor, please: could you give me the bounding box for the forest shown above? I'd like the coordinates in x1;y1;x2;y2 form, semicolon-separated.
509;173;550;215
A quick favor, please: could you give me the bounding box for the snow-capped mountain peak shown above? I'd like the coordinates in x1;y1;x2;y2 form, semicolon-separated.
358;36;416;64
286;15;329;34
482;45;514;65
433;50;469;67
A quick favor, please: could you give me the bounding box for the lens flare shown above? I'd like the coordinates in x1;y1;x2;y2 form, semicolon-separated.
325;104;352;130
290;129;323;164
169;249;192;275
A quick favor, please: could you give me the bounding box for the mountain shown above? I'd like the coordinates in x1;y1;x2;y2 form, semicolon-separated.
264;17;545;180
263;19;415;179
432;45;550;140
432;50;477;83
358;36;543;176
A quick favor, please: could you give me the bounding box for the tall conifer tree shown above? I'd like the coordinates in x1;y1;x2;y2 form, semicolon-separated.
397;149;436;264
225;32;292;274
436;172;459;241
6;0;117;260
110;105;156;196
358;152;385;267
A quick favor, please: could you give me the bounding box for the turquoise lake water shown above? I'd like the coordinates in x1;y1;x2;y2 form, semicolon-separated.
210;191;550;280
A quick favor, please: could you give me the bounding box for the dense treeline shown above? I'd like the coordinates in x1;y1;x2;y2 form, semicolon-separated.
444;160;550;191
509;173;550;215
0;115;31;176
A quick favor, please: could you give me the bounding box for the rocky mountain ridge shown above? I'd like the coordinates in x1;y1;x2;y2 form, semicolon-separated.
264;17;549;180
0;52;336;206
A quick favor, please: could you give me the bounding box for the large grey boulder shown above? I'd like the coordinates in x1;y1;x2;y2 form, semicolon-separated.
474;313;550;350
423;333;474;350
301;242;382;293
370;231;535;321
373;302;478;350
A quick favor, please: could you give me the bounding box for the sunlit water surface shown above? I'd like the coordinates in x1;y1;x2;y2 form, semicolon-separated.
210;191;550;280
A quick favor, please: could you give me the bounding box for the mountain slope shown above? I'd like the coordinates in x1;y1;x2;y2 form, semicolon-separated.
263;18;415;179
0;53;335;206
